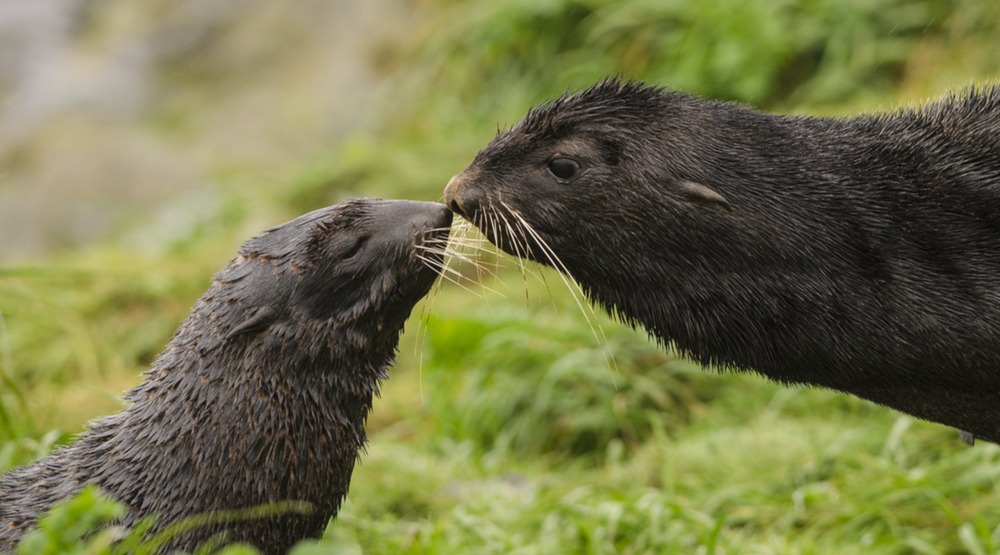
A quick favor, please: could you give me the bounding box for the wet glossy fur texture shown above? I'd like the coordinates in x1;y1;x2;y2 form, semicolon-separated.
0;199;451;554
446;78;1000;444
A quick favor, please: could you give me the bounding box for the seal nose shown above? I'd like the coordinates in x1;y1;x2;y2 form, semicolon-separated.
374;200;453;239
405;201;453;231
431;201;454;229
444;173;472;219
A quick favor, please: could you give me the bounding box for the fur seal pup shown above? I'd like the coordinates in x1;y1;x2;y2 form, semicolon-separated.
0;199;452;553
444;78;1000;444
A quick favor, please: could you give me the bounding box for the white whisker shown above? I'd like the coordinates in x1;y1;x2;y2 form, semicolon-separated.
489;204;536;308
500;200;617;372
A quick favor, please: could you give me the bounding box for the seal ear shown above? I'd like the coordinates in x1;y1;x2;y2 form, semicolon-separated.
677;180;731;211
227;306;278;339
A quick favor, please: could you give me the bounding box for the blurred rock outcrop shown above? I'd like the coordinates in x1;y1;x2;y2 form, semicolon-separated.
0;0;409;260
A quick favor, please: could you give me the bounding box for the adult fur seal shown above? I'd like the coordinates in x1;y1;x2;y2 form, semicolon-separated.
0;199;452;553
444;78;1000;444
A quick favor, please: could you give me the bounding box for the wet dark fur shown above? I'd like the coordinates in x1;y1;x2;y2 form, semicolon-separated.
0;199;451;554
445;78;1000;444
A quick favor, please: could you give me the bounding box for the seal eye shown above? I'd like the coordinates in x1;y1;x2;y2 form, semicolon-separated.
340;236;368;261
547;157;581;180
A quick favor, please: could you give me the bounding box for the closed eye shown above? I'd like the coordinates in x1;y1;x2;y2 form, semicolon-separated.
341;237;368;261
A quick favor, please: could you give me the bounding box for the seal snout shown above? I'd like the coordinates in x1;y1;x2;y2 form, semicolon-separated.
443;174;464;216
444;173;478;220
383;201;453;241
416;201;452;234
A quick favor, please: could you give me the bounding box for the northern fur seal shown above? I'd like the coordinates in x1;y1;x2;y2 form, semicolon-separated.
444;78;1000;444
0;199;452;553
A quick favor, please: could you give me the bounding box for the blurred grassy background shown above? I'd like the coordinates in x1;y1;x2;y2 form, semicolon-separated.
2;0;1000;553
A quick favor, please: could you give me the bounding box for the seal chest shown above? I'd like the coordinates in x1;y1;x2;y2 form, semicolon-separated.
0;199;452;554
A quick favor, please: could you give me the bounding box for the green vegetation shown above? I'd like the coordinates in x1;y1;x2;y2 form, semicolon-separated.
11;485;292;554
3;0;1000;553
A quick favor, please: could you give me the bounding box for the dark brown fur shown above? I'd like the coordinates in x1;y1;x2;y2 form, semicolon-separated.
0;199;451;553
445;78;1000;444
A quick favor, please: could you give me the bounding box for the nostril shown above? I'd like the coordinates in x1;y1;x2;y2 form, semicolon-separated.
445;173;480;219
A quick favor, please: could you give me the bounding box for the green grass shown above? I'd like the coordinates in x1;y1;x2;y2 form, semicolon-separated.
3;0;1000;553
